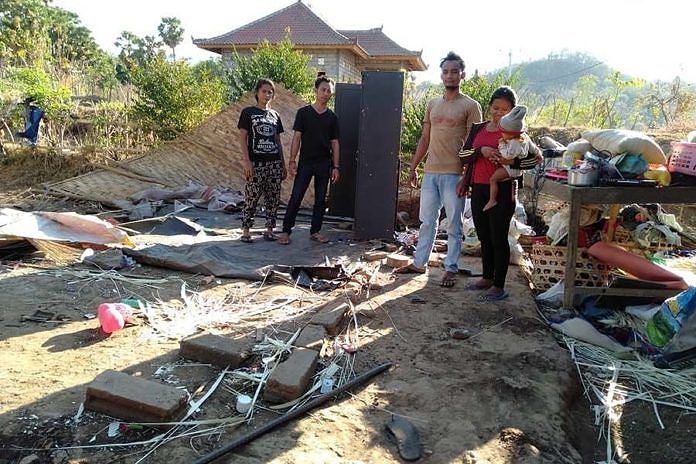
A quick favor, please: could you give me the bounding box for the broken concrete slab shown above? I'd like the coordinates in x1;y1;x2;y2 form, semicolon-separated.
310;300;350;335
83;248;125;270
85;370;188;422
386;254;410;268
363;250;388;262
179;334;252;368
383;243;398;252
428;253;444;267
295;325;326;351
433;240;448;252
264;348;319;403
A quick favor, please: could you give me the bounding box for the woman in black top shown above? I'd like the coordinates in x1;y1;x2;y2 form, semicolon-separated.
237;79;287;242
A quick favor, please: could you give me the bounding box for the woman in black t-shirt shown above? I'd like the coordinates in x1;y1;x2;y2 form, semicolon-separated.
237;79;287;242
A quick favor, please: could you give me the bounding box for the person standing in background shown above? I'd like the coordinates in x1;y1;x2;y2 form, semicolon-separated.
278;76;340;245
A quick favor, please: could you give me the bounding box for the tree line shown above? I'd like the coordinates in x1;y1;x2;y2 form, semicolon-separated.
0;0;315;151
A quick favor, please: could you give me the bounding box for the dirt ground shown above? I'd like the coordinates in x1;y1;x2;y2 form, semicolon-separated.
0;182;694;464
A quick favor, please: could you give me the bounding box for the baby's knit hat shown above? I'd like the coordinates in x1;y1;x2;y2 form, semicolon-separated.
499;105;527;133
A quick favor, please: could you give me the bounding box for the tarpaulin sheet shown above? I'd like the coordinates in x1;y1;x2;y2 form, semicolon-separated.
123;228;360;281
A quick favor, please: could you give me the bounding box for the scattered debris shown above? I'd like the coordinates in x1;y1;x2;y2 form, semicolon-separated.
565;338;696;463
449;328;470;340
20;309;70;323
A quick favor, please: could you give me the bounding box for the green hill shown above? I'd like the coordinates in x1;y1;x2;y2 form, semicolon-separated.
485;52;696;129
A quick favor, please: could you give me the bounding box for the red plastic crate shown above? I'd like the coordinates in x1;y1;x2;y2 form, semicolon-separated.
668;142;696;177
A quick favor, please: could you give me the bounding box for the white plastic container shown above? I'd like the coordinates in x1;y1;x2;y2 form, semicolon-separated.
320;378;334;394
236;394;252;414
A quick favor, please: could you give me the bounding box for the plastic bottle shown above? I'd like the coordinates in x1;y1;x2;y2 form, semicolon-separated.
97;303;132;333
560;150;575;169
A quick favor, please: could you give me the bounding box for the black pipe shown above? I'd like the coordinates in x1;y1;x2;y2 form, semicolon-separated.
192;362;392;464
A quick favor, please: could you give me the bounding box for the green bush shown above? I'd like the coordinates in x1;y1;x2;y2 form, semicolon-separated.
226;37;315;102
131;57;226;140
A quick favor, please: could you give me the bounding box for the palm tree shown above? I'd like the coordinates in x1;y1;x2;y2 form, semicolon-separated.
157;17;184;61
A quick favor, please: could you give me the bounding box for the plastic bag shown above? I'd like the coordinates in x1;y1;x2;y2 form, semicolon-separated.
536;280;565;306
609;153;648;178
646;287;696;347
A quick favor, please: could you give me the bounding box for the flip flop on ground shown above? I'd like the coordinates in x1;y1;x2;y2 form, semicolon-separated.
263;232;278;241
384;416;421;461
277;233;290;245
240;235;253;243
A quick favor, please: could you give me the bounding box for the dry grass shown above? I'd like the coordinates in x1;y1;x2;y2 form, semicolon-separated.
0;143;137;191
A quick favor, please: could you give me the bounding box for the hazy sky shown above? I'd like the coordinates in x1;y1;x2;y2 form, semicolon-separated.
53;0;694;84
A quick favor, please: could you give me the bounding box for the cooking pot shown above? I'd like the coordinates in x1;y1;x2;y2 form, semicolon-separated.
568;169;599;186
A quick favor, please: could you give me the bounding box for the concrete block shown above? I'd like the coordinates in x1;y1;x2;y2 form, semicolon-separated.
428;253;444;267
311;300;350;335
264;348;319;403
85;370;188;422
83;249;124;270
363;250;388;262
295;325;326;350
433;240;448;252
179;334;252;368
386;254;411;268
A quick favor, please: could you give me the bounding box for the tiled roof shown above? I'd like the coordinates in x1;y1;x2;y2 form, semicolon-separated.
194;1;353;47
338;28;421;57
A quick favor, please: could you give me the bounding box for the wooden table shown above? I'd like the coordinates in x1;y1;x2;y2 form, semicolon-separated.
524;173;696;308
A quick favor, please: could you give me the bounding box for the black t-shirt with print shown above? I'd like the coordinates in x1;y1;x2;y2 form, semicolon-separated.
237;106;284;162
292;105;339;164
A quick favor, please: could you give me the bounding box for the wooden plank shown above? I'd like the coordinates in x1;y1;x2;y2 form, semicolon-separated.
524;173;696;205
563;190;582;309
